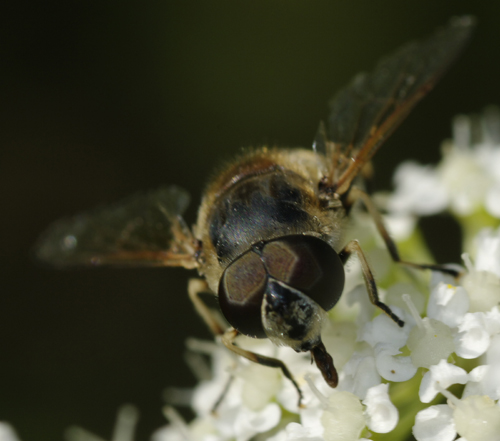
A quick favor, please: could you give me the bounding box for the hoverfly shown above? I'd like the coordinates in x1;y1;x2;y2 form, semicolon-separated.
36;17;475;404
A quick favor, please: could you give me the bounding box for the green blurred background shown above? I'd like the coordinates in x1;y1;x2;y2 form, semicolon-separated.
1;1;499;440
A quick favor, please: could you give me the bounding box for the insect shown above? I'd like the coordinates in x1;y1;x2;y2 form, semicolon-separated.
36;17;474;404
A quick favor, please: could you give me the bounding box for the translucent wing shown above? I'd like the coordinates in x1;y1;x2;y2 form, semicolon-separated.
325;16;475;195
36;186;198;268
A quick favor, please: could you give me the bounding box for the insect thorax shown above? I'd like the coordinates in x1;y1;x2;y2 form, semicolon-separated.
209;169;317;262
195;148;345;292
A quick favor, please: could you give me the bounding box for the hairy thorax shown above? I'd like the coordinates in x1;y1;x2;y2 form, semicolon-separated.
195;148;346;292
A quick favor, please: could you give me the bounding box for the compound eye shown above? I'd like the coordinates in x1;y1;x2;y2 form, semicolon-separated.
261;235;344;311
218;250;267;338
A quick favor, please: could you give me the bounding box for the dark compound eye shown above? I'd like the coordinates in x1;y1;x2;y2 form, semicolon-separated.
218;250;268;338
218;235;345;339
262;235;344;312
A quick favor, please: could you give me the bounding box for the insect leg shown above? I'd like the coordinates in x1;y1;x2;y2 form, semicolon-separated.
188;278;226;336
188;279;304;407
188;279;237;413
339;239;405;327
347;187;461;277
221;328;304;407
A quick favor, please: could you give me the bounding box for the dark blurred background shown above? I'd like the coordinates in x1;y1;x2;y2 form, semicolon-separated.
1;1;498;440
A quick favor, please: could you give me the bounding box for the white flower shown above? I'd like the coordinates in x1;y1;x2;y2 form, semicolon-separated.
8;108;500;441
462;334;500;401
427;282;469;328
360;308;409;350
472;226;500;278
61;223;500;441
0;424;21;441
362;383;398;433
454;312;492;358
389;161;448;215
65;405;139;441
460;227;500;312
373;344;417;382
418;360;468;403
463;365;500;400
405;314;455;369
338;353;381;400
233;403;281;441
414;388;500;441
320;391;365;441
389;107;500;219
438;141;492;216
268;422;323;441
359;310;417;383
413;405;456;441
452;395;500;441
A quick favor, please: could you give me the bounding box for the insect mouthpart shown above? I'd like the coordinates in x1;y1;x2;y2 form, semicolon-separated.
262;279;339;388
262;278;325;353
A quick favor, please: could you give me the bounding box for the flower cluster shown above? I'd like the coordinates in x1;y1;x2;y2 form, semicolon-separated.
150;224;500;441
150;109;500;441
0;423;21;441
389;107;500;220
4;109;500;441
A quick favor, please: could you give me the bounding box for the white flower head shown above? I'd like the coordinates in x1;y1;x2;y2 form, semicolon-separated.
406;317;455;369
389;107;500;219
11;106;500;441
0;424;21;441
414;392;500;441
388;161;448;216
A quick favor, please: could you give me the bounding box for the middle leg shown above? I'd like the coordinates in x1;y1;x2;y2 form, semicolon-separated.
346;186;461;277
339;239;405;327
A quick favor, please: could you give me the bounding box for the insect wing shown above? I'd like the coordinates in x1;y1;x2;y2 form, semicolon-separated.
326;16;475;194
36;186;197;267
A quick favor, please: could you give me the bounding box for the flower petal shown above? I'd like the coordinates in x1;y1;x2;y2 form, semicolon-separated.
389;161;448;215
234;403;281;441
0;424;21;441
419;360;468;403
363;383;398;433
340;354;381;400
453;395;500;441
321;391;365;441
360;311;409;350
413;405;456;441
374;344;418;382
427;282;469;328
454;313;491;358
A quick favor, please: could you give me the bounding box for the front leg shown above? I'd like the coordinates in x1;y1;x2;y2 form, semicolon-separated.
187;278;304;407
188;278;226;336
339;240;405;327
221;328;304;407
